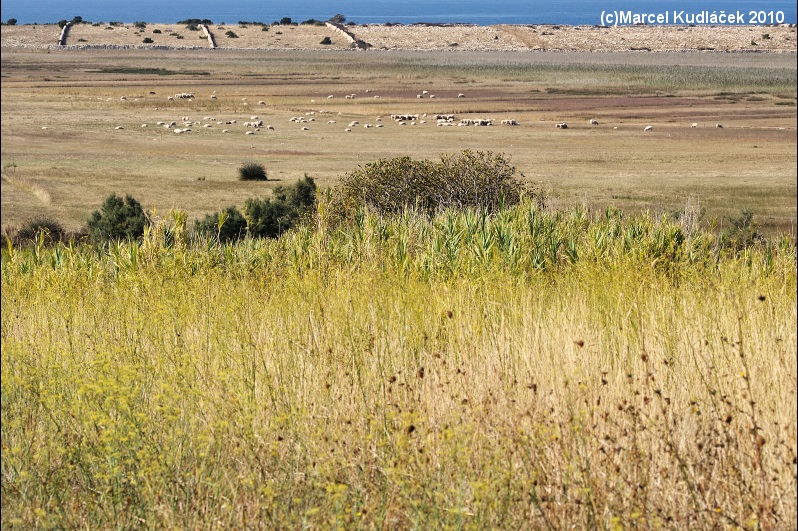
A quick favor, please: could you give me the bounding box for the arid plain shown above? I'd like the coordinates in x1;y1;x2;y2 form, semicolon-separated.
2;22;796;235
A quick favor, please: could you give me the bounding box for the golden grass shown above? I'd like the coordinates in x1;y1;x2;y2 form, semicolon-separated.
2;206;796;528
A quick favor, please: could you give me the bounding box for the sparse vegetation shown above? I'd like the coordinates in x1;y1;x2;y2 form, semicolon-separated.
320;36;332;45
225;30;238;39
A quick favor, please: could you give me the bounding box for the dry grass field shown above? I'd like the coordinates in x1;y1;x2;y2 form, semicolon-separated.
1;24;796;236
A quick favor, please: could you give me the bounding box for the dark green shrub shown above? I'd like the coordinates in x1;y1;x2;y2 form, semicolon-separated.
320;36;332;45
329;14;346;24
87;194;148;244
152;29;162;33
142;37;154;43
243;175;317;238
279;17;293;25
225;30;238;38
134;21;146;29
238;161;268;181
58;19;68;29
194;206;247;242
6;18;18;26
336;150;534;219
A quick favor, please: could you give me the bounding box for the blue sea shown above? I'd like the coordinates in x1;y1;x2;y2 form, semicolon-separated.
2;0;795;26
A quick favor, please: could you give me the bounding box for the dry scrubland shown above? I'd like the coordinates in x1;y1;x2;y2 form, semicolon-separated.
1;23;798;529
2;22;797;51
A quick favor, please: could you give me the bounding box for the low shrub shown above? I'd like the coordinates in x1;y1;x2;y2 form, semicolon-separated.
238;161;267;181
320;36;332;45
5;217;66;247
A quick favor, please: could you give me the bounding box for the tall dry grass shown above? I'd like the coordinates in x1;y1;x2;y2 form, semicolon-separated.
2;204;796;529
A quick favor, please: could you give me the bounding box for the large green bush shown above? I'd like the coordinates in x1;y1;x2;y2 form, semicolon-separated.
335;150;536;219
87;194;148;244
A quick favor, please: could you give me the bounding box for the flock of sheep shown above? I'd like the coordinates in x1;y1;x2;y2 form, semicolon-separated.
110;90;726;136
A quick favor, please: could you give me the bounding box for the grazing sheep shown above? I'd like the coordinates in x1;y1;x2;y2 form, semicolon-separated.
301;127;309;130
211;95;217;99
716;123;723;128
258;101;266;105
691;123;699;128
644;125;653;132
458;93;465;98
115;126;124;130
327;95;334;99
345;128;352;132
141;124;148;128
245;131;255;135
222;129;229;133
555;122;568;129
589;119;599;125
266;125;275;130
501;119;519;126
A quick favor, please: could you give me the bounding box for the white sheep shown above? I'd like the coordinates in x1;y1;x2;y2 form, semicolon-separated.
691;123;698;128
644;125;653;132
589;119;599;125
458;93;465;98
716;123;723;128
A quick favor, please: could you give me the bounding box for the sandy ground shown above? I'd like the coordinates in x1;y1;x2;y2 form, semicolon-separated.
2;22;795;52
